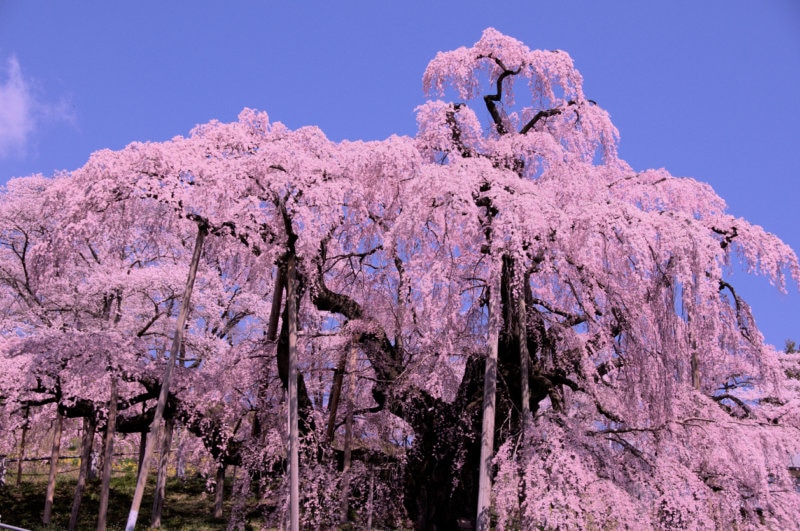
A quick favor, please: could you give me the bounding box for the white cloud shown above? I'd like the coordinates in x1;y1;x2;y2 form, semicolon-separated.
0;55;74;159
0;55;33;158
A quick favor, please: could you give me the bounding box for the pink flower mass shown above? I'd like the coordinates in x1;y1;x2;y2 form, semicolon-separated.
1;29;799;529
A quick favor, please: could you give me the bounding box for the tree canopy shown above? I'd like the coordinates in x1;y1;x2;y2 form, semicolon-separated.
1;28;799;530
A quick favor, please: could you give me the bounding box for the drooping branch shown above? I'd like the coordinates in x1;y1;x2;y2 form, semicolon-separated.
718;279;756;343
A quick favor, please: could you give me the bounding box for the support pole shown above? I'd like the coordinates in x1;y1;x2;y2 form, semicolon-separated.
125;223;206;531
287;254;300;531
476;284;499;530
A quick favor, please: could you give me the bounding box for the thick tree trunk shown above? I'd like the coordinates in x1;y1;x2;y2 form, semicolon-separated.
151;415;175;528
42;412;63;525
286;254;300;531
69;414;97;531
310;251;529;529
400;355;484;529
339;344;358;523
476;295;499;530
213;464;226;519
97;378;118;531
126;223;206;531
394;257;536;529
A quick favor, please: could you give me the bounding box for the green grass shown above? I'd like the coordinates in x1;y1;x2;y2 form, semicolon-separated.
0;469;252;531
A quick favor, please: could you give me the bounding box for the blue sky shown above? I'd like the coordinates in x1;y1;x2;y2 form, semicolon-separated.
1;1;798;347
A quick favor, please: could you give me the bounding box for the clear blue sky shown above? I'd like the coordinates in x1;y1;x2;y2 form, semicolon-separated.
1;1;798;347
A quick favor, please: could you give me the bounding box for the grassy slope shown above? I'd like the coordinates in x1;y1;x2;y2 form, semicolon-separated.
0;472;241;531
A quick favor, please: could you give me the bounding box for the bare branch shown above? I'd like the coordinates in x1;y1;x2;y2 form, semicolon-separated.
478;55;521;136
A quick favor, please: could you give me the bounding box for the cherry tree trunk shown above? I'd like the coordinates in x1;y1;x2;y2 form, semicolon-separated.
97;377;118;531
151;415;175;528
399;354;484;529
397;258;530;529
126;223;206;531
69;414;97;531
213;464;226;519
42;412;63;525
286;254;300;531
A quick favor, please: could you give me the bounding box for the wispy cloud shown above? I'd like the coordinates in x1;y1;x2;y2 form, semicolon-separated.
0;55;74;159
0;56;33;158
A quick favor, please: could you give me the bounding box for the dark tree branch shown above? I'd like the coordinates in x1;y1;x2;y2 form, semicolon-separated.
529;296;585;326
519;99;589;135
711;226;738;249
519;108;562;135
478;55;521;136
445;103;473;159
712;393;752;419
718;279;756;343
310;239;405;414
